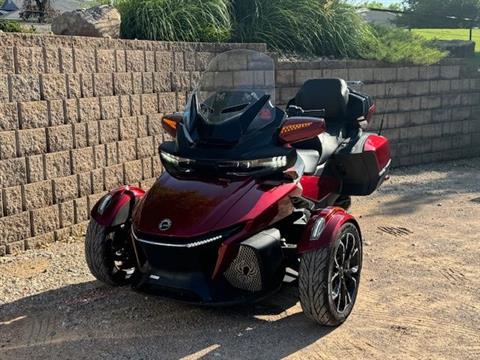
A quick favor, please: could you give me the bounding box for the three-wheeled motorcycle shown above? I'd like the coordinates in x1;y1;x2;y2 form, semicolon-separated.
85;50;391;326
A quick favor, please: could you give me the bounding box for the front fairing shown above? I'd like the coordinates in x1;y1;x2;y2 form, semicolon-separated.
131;171;300;239
159;50;297;179
162;106;293;161
132;173;254;237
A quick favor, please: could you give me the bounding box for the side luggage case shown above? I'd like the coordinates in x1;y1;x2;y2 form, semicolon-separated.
332;133;391;196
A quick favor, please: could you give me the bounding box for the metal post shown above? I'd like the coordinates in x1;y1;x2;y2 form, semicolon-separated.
470;27;473;41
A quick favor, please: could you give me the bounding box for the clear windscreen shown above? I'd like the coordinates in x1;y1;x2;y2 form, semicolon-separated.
196;49;276;131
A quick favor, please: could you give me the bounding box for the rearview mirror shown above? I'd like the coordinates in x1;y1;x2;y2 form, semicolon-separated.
278;117;326;144
162;112;183;137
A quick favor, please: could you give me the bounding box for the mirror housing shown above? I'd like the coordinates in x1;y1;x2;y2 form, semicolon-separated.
279;117;326;144
162;112;183;137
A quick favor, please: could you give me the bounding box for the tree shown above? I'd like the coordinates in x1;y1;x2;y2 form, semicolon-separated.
398;0;480;28
21;0;55;23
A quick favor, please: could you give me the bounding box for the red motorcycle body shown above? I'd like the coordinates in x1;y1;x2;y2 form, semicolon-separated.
131;174;299;238
88;56;391;303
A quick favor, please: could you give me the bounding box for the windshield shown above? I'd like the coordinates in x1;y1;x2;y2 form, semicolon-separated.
196;49;276;132
161;50;294;178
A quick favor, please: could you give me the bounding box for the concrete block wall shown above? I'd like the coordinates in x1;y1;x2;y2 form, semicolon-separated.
0;33;265;255
275;59;480;166
0;32;479;256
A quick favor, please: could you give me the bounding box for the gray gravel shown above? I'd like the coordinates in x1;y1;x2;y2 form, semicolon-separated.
1;158;479;360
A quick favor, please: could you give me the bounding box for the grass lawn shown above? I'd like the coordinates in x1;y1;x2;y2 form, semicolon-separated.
413;28;479;57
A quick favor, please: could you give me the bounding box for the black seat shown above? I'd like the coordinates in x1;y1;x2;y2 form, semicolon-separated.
289;78;349;124
288;79;350;173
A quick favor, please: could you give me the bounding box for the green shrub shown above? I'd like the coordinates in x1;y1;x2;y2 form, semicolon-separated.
113;0;232;42
231;0;376;58
372;26;448;65
0;20;25;33
98;0;447;65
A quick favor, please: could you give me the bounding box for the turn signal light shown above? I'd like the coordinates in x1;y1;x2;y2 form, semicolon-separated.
161;113;183;137
279;117;326;144
162;117;177;137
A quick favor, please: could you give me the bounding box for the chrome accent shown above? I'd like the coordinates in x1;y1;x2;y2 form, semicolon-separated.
378;159;392;177
158;218;172;231
132;230;222;248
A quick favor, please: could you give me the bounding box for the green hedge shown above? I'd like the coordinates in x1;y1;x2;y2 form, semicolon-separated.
0;20;30;33
231;0;375;58
373;26;448;65
115;0;232;42
101;0;447;64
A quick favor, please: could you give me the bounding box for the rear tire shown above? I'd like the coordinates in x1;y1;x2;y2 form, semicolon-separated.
85;220;132;286
299;223;362;326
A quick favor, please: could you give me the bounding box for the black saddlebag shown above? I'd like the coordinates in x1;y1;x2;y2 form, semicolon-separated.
332;133;391;196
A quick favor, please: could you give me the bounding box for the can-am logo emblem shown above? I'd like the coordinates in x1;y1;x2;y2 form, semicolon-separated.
158;218;172;231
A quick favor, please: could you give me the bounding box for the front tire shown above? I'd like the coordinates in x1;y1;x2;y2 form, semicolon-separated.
85;220;134;286
299;223;362;326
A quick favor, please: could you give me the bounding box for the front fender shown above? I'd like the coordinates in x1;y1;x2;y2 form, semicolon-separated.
91;186;145;228
297;207;361;254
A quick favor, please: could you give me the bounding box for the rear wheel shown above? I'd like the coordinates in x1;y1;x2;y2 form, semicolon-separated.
299;223;362;326
85;220;135;286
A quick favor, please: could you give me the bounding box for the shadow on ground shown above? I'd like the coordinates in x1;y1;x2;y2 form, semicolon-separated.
363;158;480;216
0;281;332;359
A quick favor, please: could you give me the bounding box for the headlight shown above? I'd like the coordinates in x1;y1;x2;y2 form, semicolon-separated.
160;151;288;175
218;156;287;170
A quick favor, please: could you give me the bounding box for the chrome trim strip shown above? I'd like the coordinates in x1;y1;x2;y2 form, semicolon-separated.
378;159;392;177
131;230;222;248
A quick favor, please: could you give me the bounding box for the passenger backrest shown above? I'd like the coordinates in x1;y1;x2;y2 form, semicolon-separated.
287;78;349;123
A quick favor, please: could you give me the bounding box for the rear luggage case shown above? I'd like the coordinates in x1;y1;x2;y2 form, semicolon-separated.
332;133;391;196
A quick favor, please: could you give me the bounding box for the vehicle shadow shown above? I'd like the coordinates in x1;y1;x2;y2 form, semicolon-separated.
360;157;480;216
0;280;334;359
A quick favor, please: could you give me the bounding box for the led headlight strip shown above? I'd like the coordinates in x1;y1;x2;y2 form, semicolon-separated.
218;156;287;170
161;151;287;171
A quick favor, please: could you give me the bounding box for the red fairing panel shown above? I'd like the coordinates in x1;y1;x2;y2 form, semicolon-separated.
91;186;145;227
220;181;300;230
297;207;360;254
211;183;300;278
132;172;300;238
363;135;391;171
300;175;340;202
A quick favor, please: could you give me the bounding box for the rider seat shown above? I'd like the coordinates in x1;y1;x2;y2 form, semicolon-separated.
287;78;351;174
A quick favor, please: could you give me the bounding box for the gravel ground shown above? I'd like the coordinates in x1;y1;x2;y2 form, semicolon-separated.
1;158;479;360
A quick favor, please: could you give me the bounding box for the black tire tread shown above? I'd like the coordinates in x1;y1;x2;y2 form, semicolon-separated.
85;220;127;286
299;247;336;325
299;223;360;326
